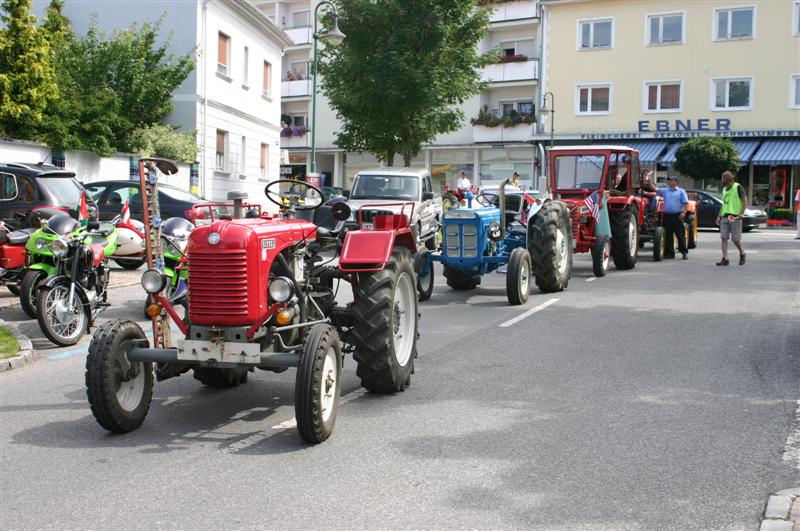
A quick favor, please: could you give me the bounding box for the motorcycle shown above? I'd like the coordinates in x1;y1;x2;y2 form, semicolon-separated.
143;216;193;319
19;214;87;318
0;221;34;296
112;203;147;270
35;220;119;346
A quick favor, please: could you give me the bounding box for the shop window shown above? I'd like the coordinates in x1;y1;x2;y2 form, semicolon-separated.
576;84;611;114
712;77;752;110
715;6;755;41
217;32;230;76
645;81;682;112
578;18;613;50
647;12;684;45
216;130;228;171
792;75;800;109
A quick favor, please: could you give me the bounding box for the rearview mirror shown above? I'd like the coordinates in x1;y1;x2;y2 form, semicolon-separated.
342;189;350;199
422;191;434;201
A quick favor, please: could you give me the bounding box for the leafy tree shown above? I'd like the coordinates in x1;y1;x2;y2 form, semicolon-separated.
0;0;58;138
128;124;198;162
319;0;489;166
41;0;73;52
673;137;740;182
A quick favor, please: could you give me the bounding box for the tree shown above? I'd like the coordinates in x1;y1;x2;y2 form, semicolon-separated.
319;0;489;166
128;124;198;162
41;0;73;52
673;137;741;182
0;0;58;138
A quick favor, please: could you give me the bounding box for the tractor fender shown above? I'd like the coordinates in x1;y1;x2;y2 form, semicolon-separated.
37;275;93;324
339;229;416;272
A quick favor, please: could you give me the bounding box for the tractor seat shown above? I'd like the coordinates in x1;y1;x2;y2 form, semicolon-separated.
7;228;36;245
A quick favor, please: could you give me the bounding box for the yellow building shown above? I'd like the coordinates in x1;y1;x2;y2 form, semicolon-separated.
540;0;800;209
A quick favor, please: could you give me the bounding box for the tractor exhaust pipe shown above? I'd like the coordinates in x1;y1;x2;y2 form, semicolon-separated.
499;178;509;240
227;191;249;219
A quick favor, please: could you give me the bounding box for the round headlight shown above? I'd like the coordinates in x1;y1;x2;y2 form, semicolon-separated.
269;276;294;303
35;238;48;251
141;269;167;294
488;220;502;240
50;237;69;257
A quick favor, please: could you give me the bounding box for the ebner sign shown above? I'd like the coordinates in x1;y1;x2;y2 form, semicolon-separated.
638;118;731;132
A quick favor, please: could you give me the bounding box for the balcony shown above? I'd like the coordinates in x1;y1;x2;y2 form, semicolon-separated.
481;59;539;84
487;0;538;24
285;26;312;46
281;134;309;149
282;79;312;98
473;123;537;143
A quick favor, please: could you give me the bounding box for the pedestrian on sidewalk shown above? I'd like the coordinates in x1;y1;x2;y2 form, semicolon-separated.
657;176;689;259
716;170;747;266
795;187;800;239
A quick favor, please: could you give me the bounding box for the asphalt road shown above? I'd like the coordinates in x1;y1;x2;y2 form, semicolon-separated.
1;230;798;530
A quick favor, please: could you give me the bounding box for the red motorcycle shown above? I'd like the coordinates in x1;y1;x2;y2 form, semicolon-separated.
0;220;35;295
442;183;479;210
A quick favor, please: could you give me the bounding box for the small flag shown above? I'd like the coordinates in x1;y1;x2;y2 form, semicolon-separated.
120;200;130;223
79;193;89;226
583;191;600;221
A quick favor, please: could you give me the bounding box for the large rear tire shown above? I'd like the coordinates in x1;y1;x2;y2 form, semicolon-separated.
20;269;46;318
652;226;665;262
86;320;153;433
414;250;434;302
611;206;639;270
529;201;572;293
295;324;342;444
506;247;531;306
443;264;479;291
591;235;610;277
351;247;418;393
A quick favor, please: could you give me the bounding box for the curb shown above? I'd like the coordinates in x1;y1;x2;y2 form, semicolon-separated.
0;318;34;373
759;487;800;531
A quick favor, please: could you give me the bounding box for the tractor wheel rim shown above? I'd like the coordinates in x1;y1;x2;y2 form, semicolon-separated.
44;286;84;341
520;258;530;293
556;228;568;274
320;346;337;423
603;241;610;270
628;218;637;256
419;261;431;290
392;272;415;367
115;359;145;412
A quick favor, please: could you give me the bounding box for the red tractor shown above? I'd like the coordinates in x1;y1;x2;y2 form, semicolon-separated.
547;146;648;277
85;159;420;444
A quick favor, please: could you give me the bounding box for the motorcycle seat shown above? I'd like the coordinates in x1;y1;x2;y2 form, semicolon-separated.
7;228;36;245
88;235;108;248
95;223;115;237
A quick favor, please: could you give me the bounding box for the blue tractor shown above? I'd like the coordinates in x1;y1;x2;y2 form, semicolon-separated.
415;180;573;305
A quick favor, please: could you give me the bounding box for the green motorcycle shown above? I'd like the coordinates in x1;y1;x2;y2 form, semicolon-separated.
19;215;87;318
143;217;192;320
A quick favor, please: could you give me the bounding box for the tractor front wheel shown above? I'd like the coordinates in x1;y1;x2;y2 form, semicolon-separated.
414;251;434;302
443;264;479;291
653;226;666;262
295;324;342;444
611;207;639;270
591;235;610;277
529;201;572;293
351;247;418;393
506;248;531;306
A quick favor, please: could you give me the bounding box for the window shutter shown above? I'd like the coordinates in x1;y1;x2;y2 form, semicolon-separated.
216;130;225;154
218;33;228;65
260;143;267;168
263;61;271;94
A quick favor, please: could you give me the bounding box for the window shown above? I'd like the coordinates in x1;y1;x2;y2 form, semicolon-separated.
794;2;800;35
217;32;230;76
0;173;16;200
712;77;753;110
576;84;611;114
502;45;515;56
216;130;228;171
240;136;247;177
715;6;755;40
290;114;306;127
578;18;613;50
501;101;534;116
791;75;800;109
288;61;307;80
292;10;310;28
263;61;272;96
644;81;682;112
647;12;684;45
242;46;249;87
260;143;268;179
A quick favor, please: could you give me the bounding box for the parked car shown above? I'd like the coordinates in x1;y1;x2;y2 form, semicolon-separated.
83;180;206;222
0;162;98;230
691;190;768;231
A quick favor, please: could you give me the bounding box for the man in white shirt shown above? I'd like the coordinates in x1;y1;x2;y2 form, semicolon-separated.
457;171;473;207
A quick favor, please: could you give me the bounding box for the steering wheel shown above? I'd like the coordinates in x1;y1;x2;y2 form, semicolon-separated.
474;192;498;208
264;179;324;211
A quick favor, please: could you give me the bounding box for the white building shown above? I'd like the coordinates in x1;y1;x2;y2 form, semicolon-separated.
36;0;293;201
253;0;542;191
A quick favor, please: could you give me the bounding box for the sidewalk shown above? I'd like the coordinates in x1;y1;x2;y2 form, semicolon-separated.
761;488;800;530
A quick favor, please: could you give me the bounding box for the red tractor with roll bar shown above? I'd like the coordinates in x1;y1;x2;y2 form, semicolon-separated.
85;158;420;444
547;146;648;277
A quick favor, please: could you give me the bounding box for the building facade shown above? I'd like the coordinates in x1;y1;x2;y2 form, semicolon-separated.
45;0;293;201
540;0;800;209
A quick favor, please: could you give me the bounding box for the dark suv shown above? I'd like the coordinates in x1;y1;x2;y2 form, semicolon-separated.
0;162;97;230
83;180;206;222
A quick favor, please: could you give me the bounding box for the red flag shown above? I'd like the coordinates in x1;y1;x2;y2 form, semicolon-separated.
120;200;130;223
79;193;89;226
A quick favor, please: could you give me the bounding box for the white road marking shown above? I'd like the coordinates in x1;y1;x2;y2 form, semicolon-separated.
499;298;559;328
585;277;597;282
783;400;800;471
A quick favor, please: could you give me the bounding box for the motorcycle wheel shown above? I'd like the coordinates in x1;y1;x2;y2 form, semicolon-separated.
36;284;88;347
114;257;146;270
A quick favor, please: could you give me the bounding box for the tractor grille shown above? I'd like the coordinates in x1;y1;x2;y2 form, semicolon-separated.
445;224;478;258
188;249;249;318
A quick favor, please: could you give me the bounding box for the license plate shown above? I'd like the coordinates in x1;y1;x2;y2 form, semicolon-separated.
177;339;261;364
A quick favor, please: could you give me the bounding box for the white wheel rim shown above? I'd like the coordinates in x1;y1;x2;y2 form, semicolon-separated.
520;257;530;294
392;272;415;367
556;228;568;274
628;218;637;256
320;346;337;423
603;241;610;270
43;286;84;341
116;359;145;412
419;261;431;290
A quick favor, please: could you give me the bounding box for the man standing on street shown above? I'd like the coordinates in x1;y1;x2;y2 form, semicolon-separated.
657;176;689;259
716;170;747;265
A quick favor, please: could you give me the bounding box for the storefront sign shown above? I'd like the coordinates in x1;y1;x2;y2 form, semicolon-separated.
638;118;731;133
577;128;800;140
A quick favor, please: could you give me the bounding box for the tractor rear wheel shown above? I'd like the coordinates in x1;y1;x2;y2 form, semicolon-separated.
506;248;531;305
529;201;572;293
653;226;666;262
351;247;418;393
591;235;610;277
414;250;434;302
611;206;639;270
443;264;479;291
193;367;248;387
295;324;342;443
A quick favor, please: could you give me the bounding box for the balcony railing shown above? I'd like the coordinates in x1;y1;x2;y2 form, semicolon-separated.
282;79;312;97
473;123;537;143
285;26;312;46
481;59;539;83
281;134;310;149
488;0;538;23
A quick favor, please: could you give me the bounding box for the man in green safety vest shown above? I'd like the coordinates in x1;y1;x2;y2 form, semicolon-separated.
715;170;747;266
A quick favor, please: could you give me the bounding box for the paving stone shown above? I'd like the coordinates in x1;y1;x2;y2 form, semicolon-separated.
791;497;800;519
760;520;793;531
766;496;793;519
778;488;800;497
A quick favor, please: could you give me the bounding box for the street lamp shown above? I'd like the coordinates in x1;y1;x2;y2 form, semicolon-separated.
540;91;555;150
309;0;346;176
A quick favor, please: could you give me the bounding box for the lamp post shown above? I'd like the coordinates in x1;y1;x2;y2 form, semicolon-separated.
309;0;346;177
540;91;555;150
